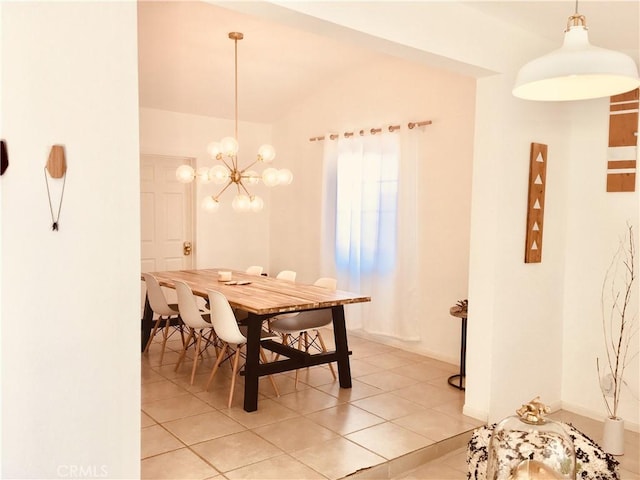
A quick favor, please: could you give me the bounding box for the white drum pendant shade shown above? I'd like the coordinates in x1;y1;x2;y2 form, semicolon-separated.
513;24;640;101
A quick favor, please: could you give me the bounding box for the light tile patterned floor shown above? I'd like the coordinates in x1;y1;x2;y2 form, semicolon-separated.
142;328;639;479
141;327;483;479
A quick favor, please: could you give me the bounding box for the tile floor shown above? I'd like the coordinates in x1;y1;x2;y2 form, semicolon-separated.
141;327;639;479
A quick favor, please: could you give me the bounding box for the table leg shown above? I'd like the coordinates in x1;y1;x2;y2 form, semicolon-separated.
141;295;153;353
243;313;262;412
332;305;352;388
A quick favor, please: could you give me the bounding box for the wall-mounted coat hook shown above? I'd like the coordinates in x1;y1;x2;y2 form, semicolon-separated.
44;144;67;231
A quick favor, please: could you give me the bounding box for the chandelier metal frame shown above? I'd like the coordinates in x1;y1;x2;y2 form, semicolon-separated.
176;32;292;212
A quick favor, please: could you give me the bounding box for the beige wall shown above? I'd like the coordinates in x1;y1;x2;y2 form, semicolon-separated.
269;56;477;363
139;108;273;270
266;0;640;429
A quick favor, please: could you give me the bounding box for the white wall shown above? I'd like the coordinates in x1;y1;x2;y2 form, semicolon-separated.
1;2;141;477
467;75;572;423
2;2;637;476
270;56;476;363
139;108;272;271
561;101;639;427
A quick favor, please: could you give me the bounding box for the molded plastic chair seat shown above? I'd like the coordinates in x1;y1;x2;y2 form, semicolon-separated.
142;272;184;364
276;270;296;282
245;265;263;276
268;309;332;333
269;277;338;387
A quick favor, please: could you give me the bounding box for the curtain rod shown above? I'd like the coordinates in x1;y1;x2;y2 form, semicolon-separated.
309;120;432;142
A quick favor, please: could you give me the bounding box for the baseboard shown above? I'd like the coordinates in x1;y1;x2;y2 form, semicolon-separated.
347;328;459;366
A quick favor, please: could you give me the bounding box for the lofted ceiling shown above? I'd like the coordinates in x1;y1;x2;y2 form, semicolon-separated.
137;1;640;123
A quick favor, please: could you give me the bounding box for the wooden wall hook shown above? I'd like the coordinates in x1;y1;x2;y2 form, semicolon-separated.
46;145;67;178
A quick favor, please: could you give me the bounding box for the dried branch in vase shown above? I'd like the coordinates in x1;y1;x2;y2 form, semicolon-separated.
597;222;638;419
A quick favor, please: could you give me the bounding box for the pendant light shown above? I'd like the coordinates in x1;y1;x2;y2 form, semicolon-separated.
513;1;640;101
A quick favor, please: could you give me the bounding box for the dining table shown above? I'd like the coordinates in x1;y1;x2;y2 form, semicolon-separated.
141;268;371;412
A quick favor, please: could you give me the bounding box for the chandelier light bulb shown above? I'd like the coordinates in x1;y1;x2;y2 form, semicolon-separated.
202;196;220;212
209;164;230;184
249;195;264;212
176;164;195;183
262;167;280;187
232;194;251;212
220;137;239;156
258;144;276;163
206;142;222;159
277;168;293;185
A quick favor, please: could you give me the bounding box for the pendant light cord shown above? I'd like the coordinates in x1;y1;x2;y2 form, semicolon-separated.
44;167;66;231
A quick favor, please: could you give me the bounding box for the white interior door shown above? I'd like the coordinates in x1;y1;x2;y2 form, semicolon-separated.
140;154;195;273
140;154;195;312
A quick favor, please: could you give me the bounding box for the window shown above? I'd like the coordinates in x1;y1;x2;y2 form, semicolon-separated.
335;134;399;274
321;129;419;341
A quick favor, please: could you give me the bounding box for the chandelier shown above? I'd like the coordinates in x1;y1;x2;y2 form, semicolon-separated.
175;32;293;212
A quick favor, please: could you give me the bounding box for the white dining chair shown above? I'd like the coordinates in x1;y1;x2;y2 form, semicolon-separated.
245;265;263;276
142;272;184;364
270;277;338;387
266;270;299;326
205;289;280;407
276;270;297;282
174;280;215;385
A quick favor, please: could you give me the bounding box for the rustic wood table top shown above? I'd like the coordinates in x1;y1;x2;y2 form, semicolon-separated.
147;268;371;316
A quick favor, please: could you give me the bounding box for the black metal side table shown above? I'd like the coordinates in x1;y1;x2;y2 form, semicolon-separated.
448;306;467;390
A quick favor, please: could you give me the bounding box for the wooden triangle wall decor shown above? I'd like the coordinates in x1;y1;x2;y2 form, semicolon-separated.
525;142;547;263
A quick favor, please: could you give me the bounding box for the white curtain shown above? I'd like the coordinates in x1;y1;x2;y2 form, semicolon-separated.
321;130;420;341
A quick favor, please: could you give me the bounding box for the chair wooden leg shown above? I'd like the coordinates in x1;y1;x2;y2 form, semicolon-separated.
228;346;242;408
144;317;162;353
159;317;172;364
174;329;194;372
190;332;202;385
260;348;280;397
316;330;337;380
206;329;218;354
178;320;186;347
205;343;228;391
211;331;222;358
273;333;290;362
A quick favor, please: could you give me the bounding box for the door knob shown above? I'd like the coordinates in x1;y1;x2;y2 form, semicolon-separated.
183;241;192;256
